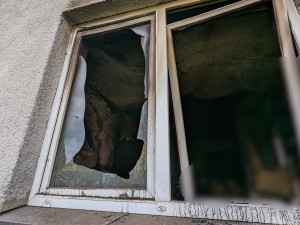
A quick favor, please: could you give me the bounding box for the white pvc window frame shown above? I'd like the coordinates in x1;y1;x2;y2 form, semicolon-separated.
29;0;300;224
35;15;157;199
167;0;300;178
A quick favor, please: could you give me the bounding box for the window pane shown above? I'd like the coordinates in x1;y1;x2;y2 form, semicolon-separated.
171;2;300;202
50;24;150;189
167;0;240;24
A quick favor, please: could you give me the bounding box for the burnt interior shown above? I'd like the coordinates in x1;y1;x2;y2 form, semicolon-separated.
72;29;146;179
170;2;300;201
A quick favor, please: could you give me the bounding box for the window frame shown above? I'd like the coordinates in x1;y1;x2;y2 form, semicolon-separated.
29;0;300;223
167;0;300;179
37;15;157;199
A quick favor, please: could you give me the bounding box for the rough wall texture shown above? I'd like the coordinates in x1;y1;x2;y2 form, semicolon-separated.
0;0;299;215
0;0;72;212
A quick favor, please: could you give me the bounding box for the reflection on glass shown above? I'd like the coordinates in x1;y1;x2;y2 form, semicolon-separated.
171;2;300;202
50;24;150;189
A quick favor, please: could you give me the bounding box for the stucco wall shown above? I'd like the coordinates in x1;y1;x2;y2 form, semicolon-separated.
0;0;299;214
0;0;72;212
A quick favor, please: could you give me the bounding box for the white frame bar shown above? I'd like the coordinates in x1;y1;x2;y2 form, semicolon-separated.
39;35;81;192
168;0;263;30
155;9;171;201
167;0;264;178
147;15;157;196
167;28;189;173
29;194;300;224
29;30;79;200
285;0;300;154
79;15;154;37
273;0;295;58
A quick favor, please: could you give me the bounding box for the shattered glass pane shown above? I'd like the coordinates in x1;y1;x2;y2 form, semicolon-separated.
50;24;150;189
171;2;300;202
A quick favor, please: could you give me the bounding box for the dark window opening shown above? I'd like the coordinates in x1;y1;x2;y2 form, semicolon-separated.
167;0;241;24
50;24;150;188
170;2;300;202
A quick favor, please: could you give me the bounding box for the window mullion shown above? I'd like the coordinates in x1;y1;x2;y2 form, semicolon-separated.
273;0;300;157
155;8;171;202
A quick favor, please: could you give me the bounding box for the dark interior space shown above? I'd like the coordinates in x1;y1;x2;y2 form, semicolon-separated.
170;2;300;202
74;29;146;179
50;27;148;188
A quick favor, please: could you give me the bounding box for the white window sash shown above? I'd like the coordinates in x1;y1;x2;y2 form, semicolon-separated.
33;15;157;199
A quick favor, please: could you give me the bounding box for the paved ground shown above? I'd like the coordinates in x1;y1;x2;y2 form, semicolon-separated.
0;206;256;225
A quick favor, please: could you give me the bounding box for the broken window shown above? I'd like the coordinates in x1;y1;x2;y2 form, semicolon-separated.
168;2;300;203
50;23;151;188
31;0;300;217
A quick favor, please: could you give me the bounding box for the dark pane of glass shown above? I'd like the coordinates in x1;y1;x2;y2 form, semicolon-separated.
50;24;150;189
167;0;241;24
171;2;300;202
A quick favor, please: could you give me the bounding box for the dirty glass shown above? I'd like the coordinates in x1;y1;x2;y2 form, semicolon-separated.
171;2;300;202
50;24;150;189
167;0;240;24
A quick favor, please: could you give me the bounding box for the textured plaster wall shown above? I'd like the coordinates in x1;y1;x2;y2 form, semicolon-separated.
0;0;72;212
